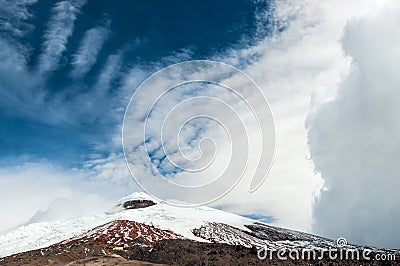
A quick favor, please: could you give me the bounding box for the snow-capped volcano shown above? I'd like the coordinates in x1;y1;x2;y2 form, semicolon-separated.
0;192;398;265
0;192;253;257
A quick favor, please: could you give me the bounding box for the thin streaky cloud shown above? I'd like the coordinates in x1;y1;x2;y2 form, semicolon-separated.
0;0;37;38
70;21;110;79
93;53;121;94
38;0;87;73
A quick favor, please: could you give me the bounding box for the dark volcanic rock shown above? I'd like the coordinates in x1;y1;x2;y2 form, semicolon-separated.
116;239;400;266
244;222;330;242
0;242;165;266
1;239;399;266
122;200;156;210
60;220;184;247
192;222;266;248
121;239;263;265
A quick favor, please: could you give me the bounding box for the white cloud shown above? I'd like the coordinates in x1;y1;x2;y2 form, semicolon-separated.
202;0;352;231
0;20;121;129
93;53;121;93
39;0;87;73
0;0;37;39
0;38;45;117
308;2;400;248
0;161;135;233
211;0;395;238
70;21;110;79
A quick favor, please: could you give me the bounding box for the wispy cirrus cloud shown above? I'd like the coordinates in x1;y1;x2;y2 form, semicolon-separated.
93;53;122;93
38;0;87;73
0;0;37;38
70;20;110;79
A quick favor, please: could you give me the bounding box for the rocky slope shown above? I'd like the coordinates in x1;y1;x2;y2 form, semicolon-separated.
59;220;185;247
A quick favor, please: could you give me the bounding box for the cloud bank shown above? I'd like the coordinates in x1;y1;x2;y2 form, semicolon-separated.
308;2;400;249
0;161;136;233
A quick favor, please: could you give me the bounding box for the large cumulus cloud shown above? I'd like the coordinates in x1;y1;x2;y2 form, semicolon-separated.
308;2;400;248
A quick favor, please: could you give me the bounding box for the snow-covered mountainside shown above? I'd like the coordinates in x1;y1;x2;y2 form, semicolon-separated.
0;192;251;257
0;192;398;261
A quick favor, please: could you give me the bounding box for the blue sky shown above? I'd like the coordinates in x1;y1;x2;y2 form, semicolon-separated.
0;0;271;168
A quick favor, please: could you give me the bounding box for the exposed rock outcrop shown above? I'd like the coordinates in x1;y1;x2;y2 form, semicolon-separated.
121;200;156;210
